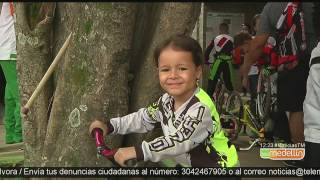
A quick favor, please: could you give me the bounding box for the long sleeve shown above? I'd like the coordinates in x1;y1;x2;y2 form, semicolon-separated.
135;103;213;163
107;98;161;135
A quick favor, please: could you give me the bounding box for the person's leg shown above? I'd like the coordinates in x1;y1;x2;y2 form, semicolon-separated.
248;74;259;115
1;60;22;143
272;110;291;143
3;84;16;144
7;61;22;142
287;111;304;143
277;61;307;144
207;79;216;99
248;74;258;100
207;60;223;97
0;62;16;144
222;62;233;92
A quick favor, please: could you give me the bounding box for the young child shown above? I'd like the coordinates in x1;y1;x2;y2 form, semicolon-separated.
89;34;239;168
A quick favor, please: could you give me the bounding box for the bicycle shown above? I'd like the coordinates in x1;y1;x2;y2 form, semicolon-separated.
91;128;138;167
221;73;276;150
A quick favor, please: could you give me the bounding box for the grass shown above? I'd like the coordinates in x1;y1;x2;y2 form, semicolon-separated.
0;155;24;167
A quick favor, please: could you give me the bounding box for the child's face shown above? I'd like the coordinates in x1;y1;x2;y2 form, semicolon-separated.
158;47;201;101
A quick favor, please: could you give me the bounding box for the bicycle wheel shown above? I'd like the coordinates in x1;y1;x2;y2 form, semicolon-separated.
256;71;271;121
222;91;243;141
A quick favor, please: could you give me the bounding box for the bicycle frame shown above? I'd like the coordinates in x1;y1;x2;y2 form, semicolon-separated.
241;104;265;139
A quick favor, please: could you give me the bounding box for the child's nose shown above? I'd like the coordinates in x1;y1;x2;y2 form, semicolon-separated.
169;69;178;78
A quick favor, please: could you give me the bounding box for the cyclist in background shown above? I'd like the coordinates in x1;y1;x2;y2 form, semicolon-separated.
204;23;234;98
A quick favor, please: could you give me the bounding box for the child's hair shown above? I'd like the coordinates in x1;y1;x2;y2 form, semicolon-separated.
313;2;320;39
233;32;252;48
153;34;204;67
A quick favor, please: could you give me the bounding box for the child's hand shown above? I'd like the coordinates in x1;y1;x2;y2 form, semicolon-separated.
114;147;137;167
89;120;108;136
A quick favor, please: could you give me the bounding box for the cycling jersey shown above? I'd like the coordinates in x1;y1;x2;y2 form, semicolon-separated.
106;87;239;167
275;2;306;71
205;34;234;64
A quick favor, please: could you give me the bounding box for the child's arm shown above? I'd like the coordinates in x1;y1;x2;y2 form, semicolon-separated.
90;97;161;136
106;107;159;135
107;97;161;135
134;103;215;163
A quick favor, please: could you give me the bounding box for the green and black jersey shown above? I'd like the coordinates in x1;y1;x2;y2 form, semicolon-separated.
106;87;239;167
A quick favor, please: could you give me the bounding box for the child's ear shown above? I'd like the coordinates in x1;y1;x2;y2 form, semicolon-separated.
196;66;202;79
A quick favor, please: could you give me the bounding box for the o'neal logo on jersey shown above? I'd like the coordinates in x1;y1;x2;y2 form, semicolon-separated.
148;107;205;152
148;116;201;152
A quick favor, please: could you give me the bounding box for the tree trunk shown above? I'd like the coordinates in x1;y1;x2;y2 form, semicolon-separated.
15;2;200;167
126;2;201;151
15;2;56;166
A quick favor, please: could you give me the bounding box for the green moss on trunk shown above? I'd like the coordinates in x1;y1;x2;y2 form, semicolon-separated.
84;20;93;35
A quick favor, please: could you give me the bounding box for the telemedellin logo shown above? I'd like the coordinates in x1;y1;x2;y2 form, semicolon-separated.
260;148;305;160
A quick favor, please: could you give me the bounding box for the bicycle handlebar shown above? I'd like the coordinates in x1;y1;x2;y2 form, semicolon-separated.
93;128;118;158
91;128;137;167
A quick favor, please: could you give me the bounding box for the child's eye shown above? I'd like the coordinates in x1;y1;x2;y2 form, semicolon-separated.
159;68;169;72
178;67;187;71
